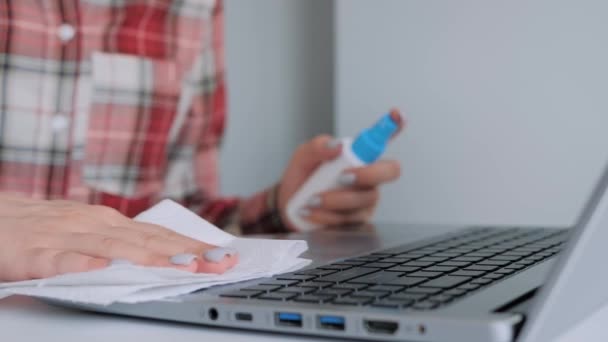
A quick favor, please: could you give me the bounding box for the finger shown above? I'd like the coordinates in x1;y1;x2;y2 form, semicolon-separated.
94;224;216;257
197;253;239;274
39;232;195;270
341;160;401;188
311;189;379;211
127;221;216;252
300;208;372;226
388;108;406;139
24;248;109;280
294;135;342;173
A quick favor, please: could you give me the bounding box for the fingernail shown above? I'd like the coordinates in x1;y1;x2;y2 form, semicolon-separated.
307;196;322;208
110;259;133;266
203;247;238;263
326;139;341;149
299;208;311;217
170;253;198;265
338;173;356;186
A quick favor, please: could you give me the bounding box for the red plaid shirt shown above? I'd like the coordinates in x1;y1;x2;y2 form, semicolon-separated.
0;0;276;232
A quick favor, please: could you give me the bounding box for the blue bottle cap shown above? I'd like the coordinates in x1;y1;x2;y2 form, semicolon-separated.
351;114;398;164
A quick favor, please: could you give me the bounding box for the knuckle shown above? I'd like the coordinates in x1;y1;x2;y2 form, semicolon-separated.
91;205;124;220
311;134;332;146
100;236;118;250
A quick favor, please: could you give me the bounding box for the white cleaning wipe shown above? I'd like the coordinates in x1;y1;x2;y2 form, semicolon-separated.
0;200;310;305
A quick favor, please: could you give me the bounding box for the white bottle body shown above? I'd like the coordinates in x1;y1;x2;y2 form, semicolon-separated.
286;138;366;232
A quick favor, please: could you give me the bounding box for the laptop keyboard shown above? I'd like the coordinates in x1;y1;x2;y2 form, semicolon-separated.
220;227;568;311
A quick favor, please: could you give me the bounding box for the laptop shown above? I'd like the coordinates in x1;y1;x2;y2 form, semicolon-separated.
49;163;608;342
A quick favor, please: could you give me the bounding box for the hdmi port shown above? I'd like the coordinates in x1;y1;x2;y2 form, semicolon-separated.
364;319;399;335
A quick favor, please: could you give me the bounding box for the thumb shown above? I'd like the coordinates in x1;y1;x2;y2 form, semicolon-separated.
293;135;342;173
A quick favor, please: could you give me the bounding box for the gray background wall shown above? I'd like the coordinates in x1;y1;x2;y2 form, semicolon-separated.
220;0;334;196
336;0;608;226
221;0;608;228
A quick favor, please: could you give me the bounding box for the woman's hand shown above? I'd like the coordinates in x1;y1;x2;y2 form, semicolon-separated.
278;109;404;230
0;195;238;282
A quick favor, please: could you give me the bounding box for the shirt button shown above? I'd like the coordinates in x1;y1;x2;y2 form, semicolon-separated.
57;23;76;42
51;115;70;132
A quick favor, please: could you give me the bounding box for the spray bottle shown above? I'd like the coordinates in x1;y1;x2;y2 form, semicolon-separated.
286;113;400;231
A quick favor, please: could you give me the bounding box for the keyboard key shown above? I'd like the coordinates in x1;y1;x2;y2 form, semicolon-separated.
338;261;367;266
348;271;404;284
294;294;334;303
385;276;428;287
315;288;352;297
386;266;421;273
366;285;404;293
352;290;390;298
370;300;404;309
220;290;262;298
278;286;315;294
296;269;336;276
405;287;442;295
260;279;299;287
419;275;471;289
433;252;462;257
319;264;353;271
411;301;439;310
257;292;297;301
464;265;498;272
417;256;449;263
332;297;373;306
490;255;522;261
364;262;400;269
317;267;379;283
276;274;317;281
403;261;435;267
479;259;511;266
471;278;493;285
504;263;526;270
388;292;428;301
427;294;455;303
299;281;333;289
332;283;369;291
347;256;382;262
458;283;481;291
438;261;471;267
380;257;413;263
465;251;496;257
452;256;484;262
408;271;443;278
240;285;281;292
424;266;457;273
443;288;468;296
482;273;505;280
494;268;516;274
451;270;485;277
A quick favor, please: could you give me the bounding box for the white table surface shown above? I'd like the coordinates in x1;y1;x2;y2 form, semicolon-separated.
1;224;606;341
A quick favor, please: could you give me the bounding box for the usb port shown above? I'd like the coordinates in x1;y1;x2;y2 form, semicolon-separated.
235;312;253;321
276;312;303;328
318;315;345;331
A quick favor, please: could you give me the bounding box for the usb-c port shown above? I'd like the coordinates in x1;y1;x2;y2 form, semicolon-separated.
235;312;253;321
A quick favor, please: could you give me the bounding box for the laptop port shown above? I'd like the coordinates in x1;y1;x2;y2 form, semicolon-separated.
208;308;219;321
235;312;253;321
318;315;345;331
276;312;303;328
363;319;399;335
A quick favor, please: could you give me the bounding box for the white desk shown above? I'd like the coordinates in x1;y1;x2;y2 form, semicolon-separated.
0;225;606;342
